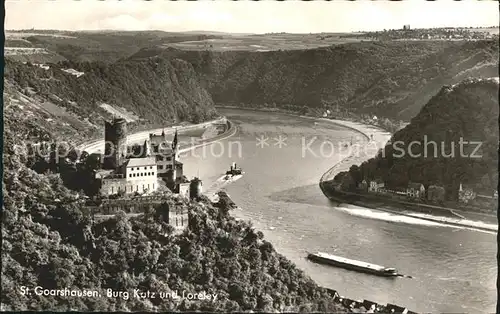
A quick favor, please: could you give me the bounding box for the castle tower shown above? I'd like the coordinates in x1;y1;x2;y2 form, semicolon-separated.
189;178;203;200
142;139;151;157
171;129;178;181
165;129;179;191
103;118;128;170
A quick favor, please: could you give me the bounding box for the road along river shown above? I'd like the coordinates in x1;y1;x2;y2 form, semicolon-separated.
178;108;496;314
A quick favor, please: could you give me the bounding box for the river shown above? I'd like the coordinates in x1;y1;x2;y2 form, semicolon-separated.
178;108;496;313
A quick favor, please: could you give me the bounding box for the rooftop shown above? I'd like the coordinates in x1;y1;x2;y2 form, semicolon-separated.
124;157;156;168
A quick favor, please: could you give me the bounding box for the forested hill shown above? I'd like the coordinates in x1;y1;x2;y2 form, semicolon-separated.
130;40;499;121
4;57;217;137
350;78;499;200
2;47;350;313
2;97;348;313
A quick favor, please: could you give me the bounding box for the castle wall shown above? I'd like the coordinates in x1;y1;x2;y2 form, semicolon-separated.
169;207;189;233
100;176;158;196
100;177;127;196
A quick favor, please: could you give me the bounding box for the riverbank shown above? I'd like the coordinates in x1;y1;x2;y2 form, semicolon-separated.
215;105;401;134
316;119;497;232
315;119;391;184
177;119;237;155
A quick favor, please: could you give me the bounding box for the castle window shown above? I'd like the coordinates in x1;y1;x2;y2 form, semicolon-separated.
131;167;134;171
150;166;153;169
159;165;163;170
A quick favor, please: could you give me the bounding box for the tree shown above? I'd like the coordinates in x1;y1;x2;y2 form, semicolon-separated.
348;165;362;187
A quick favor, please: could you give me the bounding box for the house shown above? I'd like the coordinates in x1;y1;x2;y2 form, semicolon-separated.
458;183;476;204
340;298;359;309
147;131;184;178
385;303;409;314
145;130;186;192
368;179;385;193
427;185;445;202
361;300;378;313
321;287;340;300
406;182;425;200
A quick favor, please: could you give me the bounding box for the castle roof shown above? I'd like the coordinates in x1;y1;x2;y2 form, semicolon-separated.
124;157;156;168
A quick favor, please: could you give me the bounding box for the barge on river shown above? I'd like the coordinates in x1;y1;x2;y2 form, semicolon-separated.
307;252;400;277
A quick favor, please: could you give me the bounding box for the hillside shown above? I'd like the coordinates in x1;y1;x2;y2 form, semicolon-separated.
5;30;224;63
130;40;499;121
2;48;352;313
334;78;499;201
4;58;217;138
1;112;348;313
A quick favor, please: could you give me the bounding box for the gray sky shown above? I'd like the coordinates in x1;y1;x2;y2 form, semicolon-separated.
5;0;499;34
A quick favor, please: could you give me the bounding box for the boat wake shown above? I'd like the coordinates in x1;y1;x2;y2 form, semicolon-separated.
407;213;497;234
205;174;244;201
336;204;446;226
335;204;497;234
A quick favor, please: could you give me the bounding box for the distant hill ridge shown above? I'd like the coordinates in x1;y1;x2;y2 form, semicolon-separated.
130;40;498;121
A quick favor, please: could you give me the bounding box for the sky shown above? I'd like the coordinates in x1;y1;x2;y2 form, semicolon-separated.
5;0;500;34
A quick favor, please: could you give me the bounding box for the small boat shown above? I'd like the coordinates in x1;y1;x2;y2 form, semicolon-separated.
307;252;400;277
226;162;243;176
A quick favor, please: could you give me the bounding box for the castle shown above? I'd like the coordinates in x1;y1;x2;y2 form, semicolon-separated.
96;118;201;198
